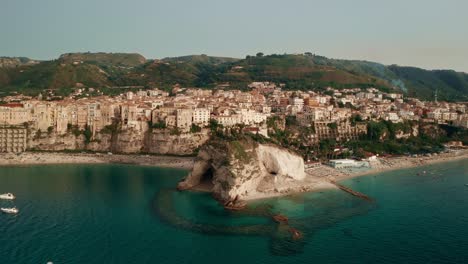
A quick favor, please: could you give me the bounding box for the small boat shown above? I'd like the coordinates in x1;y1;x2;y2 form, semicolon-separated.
465;184;468;187
0;193;15;200
1;207;19;214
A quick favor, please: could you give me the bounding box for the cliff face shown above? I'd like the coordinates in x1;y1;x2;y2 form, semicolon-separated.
28;126;209;155
29;133;86;151
178;139;309;201
145;131;210;155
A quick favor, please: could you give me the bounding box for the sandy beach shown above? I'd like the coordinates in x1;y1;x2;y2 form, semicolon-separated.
245;149;468;201
334;149;468;181
0;151;195;170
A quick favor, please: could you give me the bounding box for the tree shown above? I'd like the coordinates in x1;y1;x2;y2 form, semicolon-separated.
327;122;338;130
350;114;363;125
367;121;387;141
190;124;202;133
209;119;220;132
256;52;264;57
152;121;167;129
170;127;181;135
285;115;298;127
83;125;92;143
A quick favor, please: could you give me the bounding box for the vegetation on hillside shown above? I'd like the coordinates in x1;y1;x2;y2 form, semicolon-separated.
58;52;146;67
211;117;467;161
1;52;467;101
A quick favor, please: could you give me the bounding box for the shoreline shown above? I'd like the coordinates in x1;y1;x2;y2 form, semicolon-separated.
0;152;195;170
334;149;468;182
240;149;468;202
1;149;467;203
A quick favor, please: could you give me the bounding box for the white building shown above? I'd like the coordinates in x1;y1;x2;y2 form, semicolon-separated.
176;109;193;131
329;159;369;168
192;108;210;126
290;97;304;112
214;114;242;127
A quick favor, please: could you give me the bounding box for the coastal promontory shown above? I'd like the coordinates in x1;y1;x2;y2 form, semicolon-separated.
177;138;334;202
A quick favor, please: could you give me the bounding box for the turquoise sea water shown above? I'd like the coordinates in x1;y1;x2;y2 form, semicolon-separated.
0;159;467;264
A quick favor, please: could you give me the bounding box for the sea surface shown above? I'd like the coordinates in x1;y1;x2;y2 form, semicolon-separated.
0;159;467;264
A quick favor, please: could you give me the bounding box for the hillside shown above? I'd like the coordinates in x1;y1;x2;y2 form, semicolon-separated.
0;53;150;96
0;60;111;95
162;54;239;65
58;52;146;67
216;54;392;91
388;66;468;101
0;52;467;101
306;55;468;101
0;57;38;68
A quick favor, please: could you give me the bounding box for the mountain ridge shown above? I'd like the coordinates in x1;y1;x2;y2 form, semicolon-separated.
0;52;467;101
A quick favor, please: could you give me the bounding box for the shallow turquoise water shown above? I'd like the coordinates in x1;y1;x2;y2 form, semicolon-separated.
0;160;467;263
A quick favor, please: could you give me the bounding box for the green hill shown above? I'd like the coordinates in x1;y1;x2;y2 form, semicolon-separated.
300;55;468;101
387;66;468;101
215;54;392;91
162;54;239;65
0;52;467;101
58;52;146;67
0;60;111;95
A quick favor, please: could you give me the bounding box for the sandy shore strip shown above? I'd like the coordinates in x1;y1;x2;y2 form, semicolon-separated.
0;152;195;170
334;149;468;181
245;149;468;201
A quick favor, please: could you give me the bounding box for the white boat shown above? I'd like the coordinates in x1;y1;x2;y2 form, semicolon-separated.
0;193;15;200
1;207;18;214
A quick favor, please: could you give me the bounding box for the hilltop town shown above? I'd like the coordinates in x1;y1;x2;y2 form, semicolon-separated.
0;80;467;158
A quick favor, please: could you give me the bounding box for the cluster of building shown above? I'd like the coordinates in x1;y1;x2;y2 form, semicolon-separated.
0;82;467;152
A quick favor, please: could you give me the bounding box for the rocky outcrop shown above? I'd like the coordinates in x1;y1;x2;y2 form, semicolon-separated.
395;125;419;139
257;145;306;180
178;139;315;201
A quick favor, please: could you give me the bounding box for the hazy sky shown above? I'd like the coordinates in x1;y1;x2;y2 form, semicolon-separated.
1;0;467;72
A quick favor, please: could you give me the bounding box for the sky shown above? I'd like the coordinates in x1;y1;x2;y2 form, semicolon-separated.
1;0;468;72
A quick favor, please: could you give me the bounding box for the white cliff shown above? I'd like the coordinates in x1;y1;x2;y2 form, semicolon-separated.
178;139;333;202
256;145;306;181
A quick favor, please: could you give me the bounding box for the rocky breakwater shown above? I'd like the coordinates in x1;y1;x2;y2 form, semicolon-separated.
177;138;334;202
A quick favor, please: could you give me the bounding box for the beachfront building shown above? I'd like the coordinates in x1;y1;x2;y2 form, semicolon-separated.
0;126;28;153
328;159;369;169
